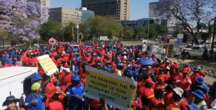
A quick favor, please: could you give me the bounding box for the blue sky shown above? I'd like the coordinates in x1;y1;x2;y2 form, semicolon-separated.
50;0;159;20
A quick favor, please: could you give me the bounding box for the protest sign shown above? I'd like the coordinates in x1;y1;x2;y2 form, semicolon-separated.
37;55;58;76
85;66;137;110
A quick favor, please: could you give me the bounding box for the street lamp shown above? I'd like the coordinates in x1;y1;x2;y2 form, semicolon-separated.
76;24;79;43
148;18;150;40
208;17;216;60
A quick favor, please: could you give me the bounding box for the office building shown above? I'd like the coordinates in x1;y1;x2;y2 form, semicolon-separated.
82;0;129;20
49;7;95;26
49;8;82;25
149;0;178;33
28;0;50;24
80;7;95;23
122;18;167;28
149;2;160;19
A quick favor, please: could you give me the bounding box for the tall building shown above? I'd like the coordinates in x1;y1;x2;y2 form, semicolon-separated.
80;7;95;23
27;0;50;24
149;2;160;19
49;8;82;25
40;0;50;23
82;0;129;20
122;18;167;28
149;0;178;33
49;7;95;26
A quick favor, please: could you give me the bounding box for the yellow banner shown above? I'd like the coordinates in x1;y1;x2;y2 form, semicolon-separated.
85;66;137;110
37;55;58;76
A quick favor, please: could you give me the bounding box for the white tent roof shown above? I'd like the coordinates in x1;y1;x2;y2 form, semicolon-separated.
0;66;38;108
0;67;38;81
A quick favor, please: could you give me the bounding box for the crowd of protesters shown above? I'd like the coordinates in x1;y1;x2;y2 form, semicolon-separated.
0;41;216;110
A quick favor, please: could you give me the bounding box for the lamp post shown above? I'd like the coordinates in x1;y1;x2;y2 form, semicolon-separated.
208;17;216;60
211;19;216;59
147;19;150;40
76;24;79;43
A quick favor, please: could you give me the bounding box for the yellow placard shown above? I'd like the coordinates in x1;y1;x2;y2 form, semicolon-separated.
37;55;58;76
85;66;137;110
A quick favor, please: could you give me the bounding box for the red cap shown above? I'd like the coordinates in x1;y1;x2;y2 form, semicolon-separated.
143;88;155;99
145;78;155;86
172;63;180;69
159;74;166;81
183;67;192;74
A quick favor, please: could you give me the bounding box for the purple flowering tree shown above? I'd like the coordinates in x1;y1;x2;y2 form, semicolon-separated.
0;0;42;41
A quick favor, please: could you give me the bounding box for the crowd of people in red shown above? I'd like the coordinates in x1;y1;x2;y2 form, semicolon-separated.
1;41;216;110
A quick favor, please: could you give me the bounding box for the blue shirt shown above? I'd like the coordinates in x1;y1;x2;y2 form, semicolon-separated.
68;84;85;97
25;93;45;110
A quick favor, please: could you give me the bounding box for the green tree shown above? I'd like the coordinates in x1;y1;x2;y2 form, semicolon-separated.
122;27;135;39
84;16;123;39
148;24;167;39
63;22;75;41
135;27;146;38
134;24;167;39
0;30;10;40
79;23;91;41
39;20;62;41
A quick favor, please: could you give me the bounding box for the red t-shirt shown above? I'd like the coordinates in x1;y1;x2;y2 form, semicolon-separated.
48;101;64;110
165;92;174;105
179;77;192;91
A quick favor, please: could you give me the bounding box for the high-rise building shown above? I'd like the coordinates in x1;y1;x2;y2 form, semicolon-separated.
49;7;95;26
80;7;95;23
82;0;129;20
28;0;50;24
122;18;167;28
149;2;160;19
49;8;82;25
149;0;178;33
40;0;50;23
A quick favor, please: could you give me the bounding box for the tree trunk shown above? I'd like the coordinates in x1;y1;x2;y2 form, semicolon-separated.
192;35;199;45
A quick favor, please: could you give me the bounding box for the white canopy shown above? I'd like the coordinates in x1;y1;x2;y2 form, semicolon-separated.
0;66;38;108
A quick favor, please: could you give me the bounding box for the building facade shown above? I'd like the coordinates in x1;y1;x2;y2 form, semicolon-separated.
27;0;50;24
122;18;167;28
82;0;129;20
49;8;82;26
80;7;95;23
149;0;178;33
149;2;160;19
39;0;50;23
49;7;95;26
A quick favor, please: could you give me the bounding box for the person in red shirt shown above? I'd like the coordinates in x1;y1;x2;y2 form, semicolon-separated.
62;53;70;64
60;71;73;92
166;87;188;110
139;78;155;100
180;67;192;92
48;93;64;110
45;82;57;108
155;75;167;92
164;85;175;105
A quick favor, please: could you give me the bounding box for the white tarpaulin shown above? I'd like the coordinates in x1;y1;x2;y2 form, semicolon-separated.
0;66;38;108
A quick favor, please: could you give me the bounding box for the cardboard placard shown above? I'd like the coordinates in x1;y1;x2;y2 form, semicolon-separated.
37;55;58;76
85;66;137;110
